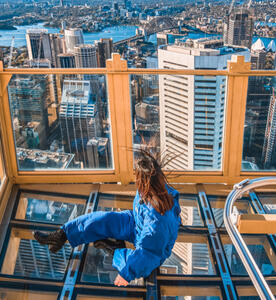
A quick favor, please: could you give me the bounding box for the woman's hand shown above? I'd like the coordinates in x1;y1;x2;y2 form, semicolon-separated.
114;274;129;286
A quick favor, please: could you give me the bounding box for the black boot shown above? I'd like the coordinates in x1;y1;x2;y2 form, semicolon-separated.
94;238;126;256
33;229;67;253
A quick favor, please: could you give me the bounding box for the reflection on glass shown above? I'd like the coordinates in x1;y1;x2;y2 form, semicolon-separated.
15;192;85;224
1;228;71;280
179;195;203;226
236;284;276;300
161;234;215;275
0;288;58;300
81;244;144;286
242;76;276;171
130;73;226;171
8;74;113;170
208;196;253;228
222;235;276;276
256;193;276;214
160;285;221;299
97;193;134;211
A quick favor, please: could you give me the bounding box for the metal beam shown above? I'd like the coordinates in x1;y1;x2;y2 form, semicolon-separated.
197;184;238;300
237;214;276;234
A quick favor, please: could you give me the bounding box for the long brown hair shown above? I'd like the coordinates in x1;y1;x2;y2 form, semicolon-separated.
135;148;173;215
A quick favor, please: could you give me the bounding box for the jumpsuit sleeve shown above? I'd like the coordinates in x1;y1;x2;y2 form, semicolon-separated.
112;210;165;283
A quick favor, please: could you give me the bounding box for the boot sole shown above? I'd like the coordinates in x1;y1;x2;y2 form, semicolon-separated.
33;231;62;247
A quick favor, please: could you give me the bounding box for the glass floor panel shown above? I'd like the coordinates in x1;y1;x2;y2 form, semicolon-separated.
0;227;71;280
222;235;276;276
0;288;59;300
1;186;276;299
14;191;86;224
208;196;254;228
81;243;144;286
160;233;216;275
236;285;276;299
255;193;276;214
179;195;203;226
160;285;222;299
76;296;143;300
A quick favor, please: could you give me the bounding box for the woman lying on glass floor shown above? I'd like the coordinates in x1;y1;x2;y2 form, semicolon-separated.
34;149;181;287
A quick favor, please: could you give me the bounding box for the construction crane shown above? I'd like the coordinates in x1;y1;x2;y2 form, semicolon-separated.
8;36;15;68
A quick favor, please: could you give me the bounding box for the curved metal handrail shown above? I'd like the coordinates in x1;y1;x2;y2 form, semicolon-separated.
224;177;276;300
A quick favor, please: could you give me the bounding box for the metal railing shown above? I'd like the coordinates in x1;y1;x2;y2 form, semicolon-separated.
2;53;276;185
224;177;276;300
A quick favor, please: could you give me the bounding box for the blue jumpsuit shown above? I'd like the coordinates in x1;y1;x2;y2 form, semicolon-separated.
62;185;181;282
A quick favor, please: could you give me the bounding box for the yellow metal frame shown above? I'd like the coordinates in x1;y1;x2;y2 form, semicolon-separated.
1;54;276;185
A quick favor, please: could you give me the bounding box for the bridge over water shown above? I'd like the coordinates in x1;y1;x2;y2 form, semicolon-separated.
113;16;204;47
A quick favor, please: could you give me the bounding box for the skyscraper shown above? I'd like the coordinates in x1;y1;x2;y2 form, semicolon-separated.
86;138;99;168
158;39;250;171
26;29;52;62
223;8;254;48
262;88;276;168
58;53;76;68
96;38;113;67
49;33;64;68
112;1;119;11
251;39;267;70
74;44;98;68
59;80;101;166
8;75;51;148
64;28;84;53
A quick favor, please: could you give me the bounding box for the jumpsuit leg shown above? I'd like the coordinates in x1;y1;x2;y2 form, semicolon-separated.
62;210;135;248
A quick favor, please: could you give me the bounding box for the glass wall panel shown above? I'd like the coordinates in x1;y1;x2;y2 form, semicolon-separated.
242;76;276;171
97;193;134;211
160;285;222;299
0;227;71;280
221;235;276;276
160;234;215;275
14;191;86;224
130;75;226;171
179;195;203;226
0;288;58;300
208;196;254;228
8;74;113;170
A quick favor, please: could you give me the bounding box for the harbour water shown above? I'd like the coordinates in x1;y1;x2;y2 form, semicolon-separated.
0;22;275;49
0;23;138;48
